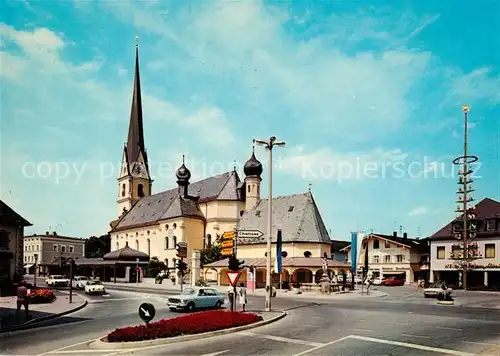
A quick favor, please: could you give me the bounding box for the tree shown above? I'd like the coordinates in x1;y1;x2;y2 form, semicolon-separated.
200;243;222;268
228;254;245;271
85;234;111;258
147;257;166;278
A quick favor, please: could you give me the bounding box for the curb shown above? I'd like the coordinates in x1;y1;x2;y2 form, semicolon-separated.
437;300;455;306
89;310;287;350
0;297;88;334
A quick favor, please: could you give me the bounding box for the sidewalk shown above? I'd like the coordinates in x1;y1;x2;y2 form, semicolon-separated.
103;280;387;299
0;291;87;332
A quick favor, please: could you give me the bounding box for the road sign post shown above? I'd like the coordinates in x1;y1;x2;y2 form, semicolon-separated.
138;303;156;325
221;231;235;257
237;230;264;239
226;270;241;312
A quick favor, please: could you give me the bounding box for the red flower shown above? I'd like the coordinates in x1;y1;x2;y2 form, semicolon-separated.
28;288;55;303
107;310;263;342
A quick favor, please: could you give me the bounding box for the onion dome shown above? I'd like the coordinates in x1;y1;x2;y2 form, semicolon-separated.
244;147;263;177
176;155;191;183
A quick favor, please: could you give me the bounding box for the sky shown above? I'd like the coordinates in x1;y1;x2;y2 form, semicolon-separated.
1;0;499;241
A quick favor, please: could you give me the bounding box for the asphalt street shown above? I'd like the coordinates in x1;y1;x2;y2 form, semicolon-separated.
1;282;499;356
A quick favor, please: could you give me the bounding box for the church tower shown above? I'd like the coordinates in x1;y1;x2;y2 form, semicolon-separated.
117;42;152;217
243;144;263;211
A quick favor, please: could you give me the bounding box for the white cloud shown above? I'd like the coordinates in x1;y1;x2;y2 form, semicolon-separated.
409;206;429;216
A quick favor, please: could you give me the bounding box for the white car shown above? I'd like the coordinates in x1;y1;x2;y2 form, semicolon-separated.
424;282;452;298
84;280;106;295
72;276;89;289
46;275;69;287
371;277;384;285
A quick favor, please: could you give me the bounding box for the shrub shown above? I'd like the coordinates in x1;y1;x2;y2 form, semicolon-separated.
28;288;56;304
107;310;262;342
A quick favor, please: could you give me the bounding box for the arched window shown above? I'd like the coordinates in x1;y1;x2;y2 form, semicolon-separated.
135;239;139;250
121;183;126;197
304;251;312;258
165;259;169;268
116;241;119;250
172;236;177;247
247;185;251;193
206;234;212;248
147;238;151;256
373;240;380;249
165;237;169;250
138;184;144;197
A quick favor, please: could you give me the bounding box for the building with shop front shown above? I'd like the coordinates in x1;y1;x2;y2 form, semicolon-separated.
429;198;500;289
23;232;86;276
0;200;31;293
342;232;430;283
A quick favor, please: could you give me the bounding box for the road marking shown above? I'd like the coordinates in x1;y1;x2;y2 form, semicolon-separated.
350;328;373;332
463;341;500;346
350;335;475;355
436;326;463;331
290;336;351;356
241;332;324;347
51;350;117;354
200;350;230;356
400;333;430;339
36;339;97;356
388;321;409;326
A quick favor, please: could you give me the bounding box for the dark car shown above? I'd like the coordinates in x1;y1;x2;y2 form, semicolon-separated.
382;277;405;286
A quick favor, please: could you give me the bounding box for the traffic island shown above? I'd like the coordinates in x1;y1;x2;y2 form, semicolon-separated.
89;309;286;350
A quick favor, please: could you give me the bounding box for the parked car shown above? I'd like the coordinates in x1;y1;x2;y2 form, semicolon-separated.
72;276;89;289
84;280;106;295
382;277;405;286
167;287;225;312
424;281;452;298
365;277;385;285
46;275;69;287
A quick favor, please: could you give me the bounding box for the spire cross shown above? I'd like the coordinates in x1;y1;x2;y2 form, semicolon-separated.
233;159;237;171
135;36;139;49
182;154;185;164
252;139;256;153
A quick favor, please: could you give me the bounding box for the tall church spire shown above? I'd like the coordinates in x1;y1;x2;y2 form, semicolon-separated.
126;39;148;173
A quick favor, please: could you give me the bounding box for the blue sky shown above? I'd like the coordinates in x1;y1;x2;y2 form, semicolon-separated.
1;0;499;240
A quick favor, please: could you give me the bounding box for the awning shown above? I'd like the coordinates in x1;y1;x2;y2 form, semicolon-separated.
24;263;34;269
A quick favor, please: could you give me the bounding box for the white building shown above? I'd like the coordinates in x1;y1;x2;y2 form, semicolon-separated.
429;198;500;289
342;232;430;284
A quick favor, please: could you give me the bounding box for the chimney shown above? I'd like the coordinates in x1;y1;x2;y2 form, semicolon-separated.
403;232;408;239
53;231;57;235
46;231;49;235
393;231;397;237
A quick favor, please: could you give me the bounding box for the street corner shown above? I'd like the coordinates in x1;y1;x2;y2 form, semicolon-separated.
88;309;287;350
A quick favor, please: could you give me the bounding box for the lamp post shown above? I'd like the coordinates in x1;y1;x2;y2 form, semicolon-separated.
136;258;140;285
254;136;285;312
34;254;38;288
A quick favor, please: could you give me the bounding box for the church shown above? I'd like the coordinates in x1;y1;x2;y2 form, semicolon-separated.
108;45;349;286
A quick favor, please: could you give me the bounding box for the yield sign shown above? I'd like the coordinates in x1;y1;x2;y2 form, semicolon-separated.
226;271;242;287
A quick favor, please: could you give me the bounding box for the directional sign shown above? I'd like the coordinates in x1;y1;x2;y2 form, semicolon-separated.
138;302;155;323
221;247;233;256
223;231;235;240
226;271;241;287
237;230;264;239
221;240;234;249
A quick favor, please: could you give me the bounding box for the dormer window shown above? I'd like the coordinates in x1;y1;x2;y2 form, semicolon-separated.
288;205;294;212
486;219;495;231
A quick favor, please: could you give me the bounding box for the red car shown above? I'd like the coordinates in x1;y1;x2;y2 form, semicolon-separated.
382;277;405;286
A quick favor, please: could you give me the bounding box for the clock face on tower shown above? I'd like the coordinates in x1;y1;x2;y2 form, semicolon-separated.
132;164;143;176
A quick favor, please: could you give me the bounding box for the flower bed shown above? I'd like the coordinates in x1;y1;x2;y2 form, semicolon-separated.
28;288;56;304
107;310;263;342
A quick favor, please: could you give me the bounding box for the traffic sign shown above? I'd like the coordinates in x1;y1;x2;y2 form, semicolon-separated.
138;302;155;323
237;230;264;239
226;271;241;287
222;231;235;240
221;240;234;248
221;247;233;256
176;242;187;258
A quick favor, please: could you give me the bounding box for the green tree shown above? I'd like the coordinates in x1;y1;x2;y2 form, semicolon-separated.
85;234;111;258
200;243;222;268
147;257;166;278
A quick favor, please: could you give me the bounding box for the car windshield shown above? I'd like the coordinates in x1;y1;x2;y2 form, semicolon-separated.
181;288;196;295
89;281;102;285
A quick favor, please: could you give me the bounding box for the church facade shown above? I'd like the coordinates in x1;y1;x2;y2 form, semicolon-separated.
108;45;349;286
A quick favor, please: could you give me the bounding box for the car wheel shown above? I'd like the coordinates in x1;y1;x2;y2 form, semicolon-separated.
186;302;195;312
215;301;222;309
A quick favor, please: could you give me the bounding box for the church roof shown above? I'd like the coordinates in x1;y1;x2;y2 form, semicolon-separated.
0;200;32;227
237;192;331;245
111;171;242;232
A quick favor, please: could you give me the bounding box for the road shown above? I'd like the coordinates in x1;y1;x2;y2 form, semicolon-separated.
1;282;499;355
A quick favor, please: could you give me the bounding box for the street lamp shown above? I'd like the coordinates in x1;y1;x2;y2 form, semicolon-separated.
254;136;285;312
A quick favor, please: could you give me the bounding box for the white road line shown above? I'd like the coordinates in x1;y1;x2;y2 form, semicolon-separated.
400;333;431;339
436;326;464;331
241;332;324;347
200;350;230;356
50;350;116;354
463;341;500;346
36;339;97;356
388;321;410;326
350;335;476;356
290;336;351;356
0;320;90;338
350;328;373;332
